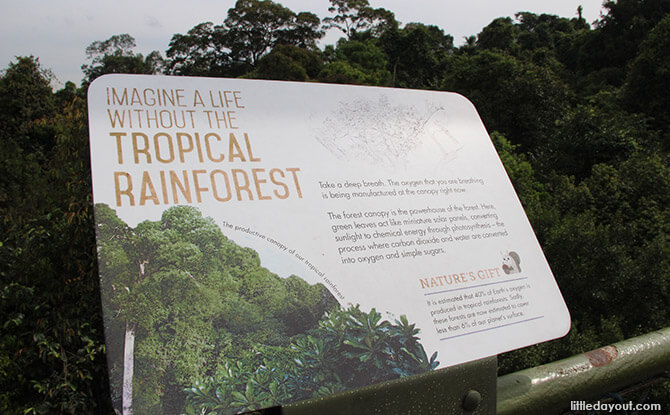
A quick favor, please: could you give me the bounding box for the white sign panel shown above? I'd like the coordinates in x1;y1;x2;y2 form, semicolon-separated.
88;74;570;414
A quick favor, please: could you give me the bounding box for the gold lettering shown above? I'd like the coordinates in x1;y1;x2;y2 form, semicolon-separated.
228;133;245;161
159;171;169;204
269;169;289;199
193;90;205;107
143;88;156;106
232;169;253;200
132;132;151;164
111;87;128;105
176;132;194;162
114;172;134;206
170;170;192;203
110;132;127;164
251;168;270;200
244;133;260;162
153;132;175;163
130;88;142;105
192;170;208;203
204;133;225;162
286;167;303;198
139;171;159;205
210;170;232;202
233;91;244;108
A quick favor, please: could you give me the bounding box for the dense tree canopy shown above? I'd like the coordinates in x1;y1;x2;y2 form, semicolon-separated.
1;0;669;412
165;0;323;77
322;0;398;39
95;204;340;412
81;34;163;85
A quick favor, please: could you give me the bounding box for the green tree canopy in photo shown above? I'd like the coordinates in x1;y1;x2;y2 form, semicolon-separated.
95;204;339;413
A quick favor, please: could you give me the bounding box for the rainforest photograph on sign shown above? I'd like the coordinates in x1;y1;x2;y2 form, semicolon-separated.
95;203;438;414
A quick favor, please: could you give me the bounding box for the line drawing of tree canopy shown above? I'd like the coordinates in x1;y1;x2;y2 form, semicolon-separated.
315;95;461;169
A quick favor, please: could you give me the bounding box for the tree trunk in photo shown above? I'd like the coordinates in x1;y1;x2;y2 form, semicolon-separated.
122;322;135;415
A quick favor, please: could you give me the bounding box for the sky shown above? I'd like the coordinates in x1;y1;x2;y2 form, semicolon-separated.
0;0;607;87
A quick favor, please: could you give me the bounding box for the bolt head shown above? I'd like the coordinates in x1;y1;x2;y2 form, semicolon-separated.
462;389;482;412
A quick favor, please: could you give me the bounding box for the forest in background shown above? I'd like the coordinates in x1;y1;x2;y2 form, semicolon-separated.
1;0;668;413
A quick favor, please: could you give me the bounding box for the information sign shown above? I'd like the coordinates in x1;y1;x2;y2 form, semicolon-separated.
88;74;570;414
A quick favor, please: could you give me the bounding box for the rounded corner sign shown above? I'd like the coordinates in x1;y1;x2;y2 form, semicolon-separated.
87;74;570;414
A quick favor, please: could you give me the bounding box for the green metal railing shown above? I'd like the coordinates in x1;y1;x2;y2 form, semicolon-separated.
497;327;670;415
274;327;670;414
282;357;497;414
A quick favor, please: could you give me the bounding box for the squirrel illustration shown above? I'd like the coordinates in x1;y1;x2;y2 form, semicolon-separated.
502;251;521;274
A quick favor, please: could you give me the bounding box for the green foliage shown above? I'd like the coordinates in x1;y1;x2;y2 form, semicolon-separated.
81;34;163;84
538;103;642;178
95;205;339;412
165;22;233;77
165;0;323;77
0;56;56;155
577;0;670;78
623;14;670;133
379;23;454;89
317;38;391;85
496;150;670;375
224;0;322;64
490;132;547;212
316;60;370;85
243;45;324;81
317;306;439;384
184;306;438;414
514;12;586;53
477;17;520;53
442;50;570;152
474;12;589;63
0;58;112;414
323;0;398;39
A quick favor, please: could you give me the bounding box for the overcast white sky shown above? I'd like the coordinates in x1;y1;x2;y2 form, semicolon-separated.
0;0;606;86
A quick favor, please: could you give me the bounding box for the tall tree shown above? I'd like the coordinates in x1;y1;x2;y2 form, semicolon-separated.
166;0;323;77
165;23;231;76
573;0;670;86
541;105;646;178
0;58;112;413
96;205;231;413
0;56;55;150
81;34;163;84
476;17;519;53
622;14;670;138
317;38;391;85
323;0;397;39
245;44;324;81
0;56;56;231
224;0;312;64
442;50;570;152
95;204;337;412
380;23;454;88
